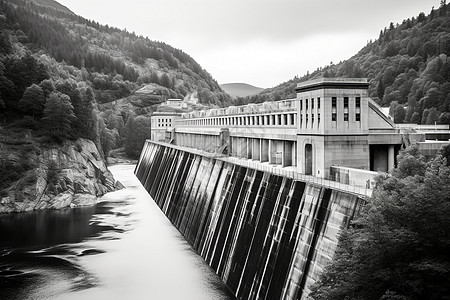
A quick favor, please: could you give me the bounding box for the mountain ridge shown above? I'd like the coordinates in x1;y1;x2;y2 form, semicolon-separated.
236;4;450;126
220;82;264;98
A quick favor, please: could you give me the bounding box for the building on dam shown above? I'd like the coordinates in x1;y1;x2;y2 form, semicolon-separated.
140;77;450;300
152;77;450;184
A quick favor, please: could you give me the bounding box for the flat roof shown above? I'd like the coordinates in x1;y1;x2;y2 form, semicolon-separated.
296;77;369;93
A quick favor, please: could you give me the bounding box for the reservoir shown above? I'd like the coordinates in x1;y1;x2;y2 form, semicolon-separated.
0;164;236;300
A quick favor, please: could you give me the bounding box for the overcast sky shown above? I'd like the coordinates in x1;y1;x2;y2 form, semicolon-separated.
56;0;438;88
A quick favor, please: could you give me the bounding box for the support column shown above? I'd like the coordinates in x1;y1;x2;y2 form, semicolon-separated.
388;145;395;171
253;139;261;160
268;140;274;164
283;141;293;167
261;139;269;162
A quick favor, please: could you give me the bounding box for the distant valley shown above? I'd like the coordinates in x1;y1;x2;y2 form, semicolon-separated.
220;83;264;98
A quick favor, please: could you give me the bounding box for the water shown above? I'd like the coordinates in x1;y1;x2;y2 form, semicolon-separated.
0;164;236;300
135;141;366;300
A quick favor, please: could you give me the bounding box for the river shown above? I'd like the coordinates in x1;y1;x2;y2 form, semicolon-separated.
0;164;236;300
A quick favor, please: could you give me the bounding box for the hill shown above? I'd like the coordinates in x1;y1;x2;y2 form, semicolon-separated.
31;0;73;14
0;0;233;209
220;83;264;98
237;3;450;126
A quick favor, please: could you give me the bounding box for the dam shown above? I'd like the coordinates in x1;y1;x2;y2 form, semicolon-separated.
137;78;450;299
135;140;367;299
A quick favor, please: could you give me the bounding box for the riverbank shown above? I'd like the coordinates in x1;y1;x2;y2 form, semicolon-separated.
0;164;236;300
0;136;122;214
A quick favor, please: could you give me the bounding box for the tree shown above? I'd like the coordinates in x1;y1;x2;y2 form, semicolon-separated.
18;84;46;119
310;146;450;300
421;109;430;124
123;114;151;158
426;107;440;124
0;31;12;55
41;92;76;140
0;92;5;111
393;105;406;123
160;73;172;89
38;79;55;98
439;112;450;125
411;111;421;124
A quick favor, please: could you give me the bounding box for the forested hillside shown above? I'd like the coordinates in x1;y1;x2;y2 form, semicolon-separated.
0;0;235;198
0;0;231;107
237;3;450;125
0;0;233;159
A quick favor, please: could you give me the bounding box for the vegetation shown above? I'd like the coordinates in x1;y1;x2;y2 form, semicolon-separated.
0;0;234;167
0;0;231;107
236;3;450;126
310;145;450;299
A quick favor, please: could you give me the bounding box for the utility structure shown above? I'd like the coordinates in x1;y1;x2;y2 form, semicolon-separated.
156;78;449;184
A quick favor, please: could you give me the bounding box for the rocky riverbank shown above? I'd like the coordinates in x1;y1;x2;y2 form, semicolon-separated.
0;138;123;213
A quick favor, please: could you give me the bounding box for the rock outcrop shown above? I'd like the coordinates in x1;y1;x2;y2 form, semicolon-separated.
0;138;122;213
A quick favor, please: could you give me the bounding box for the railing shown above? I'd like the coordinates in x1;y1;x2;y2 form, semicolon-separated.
146;140;373;198
222;156;373;198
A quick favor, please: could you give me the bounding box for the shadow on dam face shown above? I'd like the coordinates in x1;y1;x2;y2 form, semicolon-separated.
135;141;365;300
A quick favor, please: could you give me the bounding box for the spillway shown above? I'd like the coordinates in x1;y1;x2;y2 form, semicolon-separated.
135;140;365;300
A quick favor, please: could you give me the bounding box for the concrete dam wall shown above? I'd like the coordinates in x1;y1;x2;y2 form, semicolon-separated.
135;141;365;299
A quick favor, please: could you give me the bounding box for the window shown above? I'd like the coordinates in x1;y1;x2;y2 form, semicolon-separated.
344;113;349;121
344;97;349;109
261;116;265;125
318;97;320;109
300;100;303;110
290;114;295;125
318;113;321;125
306;99;309;110
332;113;337;121
356;113;361;121
356;97;361;108
311;98;314;109
332;97;337;108
278;114;282;125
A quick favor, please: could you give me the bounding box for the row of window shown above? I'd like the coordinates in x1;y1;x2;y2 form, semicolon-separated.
157;118;173;123
331;96;361;122
177;113;297;127
300;97;320;111
331;96;361;109
331;113;361;122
